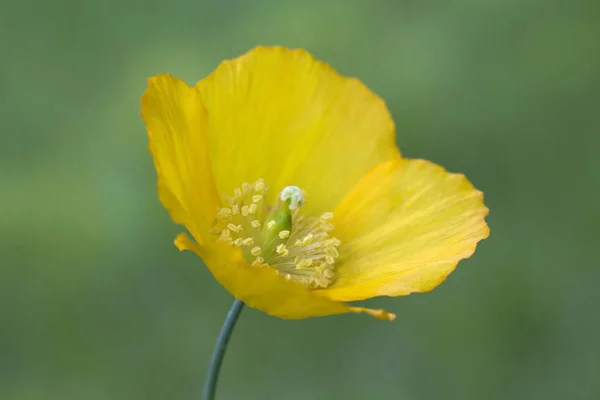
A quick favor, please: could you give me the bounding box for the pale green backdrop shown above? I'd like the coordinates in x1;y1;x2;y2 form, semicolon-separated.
1;0;599;399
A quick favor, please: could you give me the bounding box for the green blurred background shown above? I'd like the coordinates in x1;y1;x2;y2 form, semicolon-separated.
2;0;599;399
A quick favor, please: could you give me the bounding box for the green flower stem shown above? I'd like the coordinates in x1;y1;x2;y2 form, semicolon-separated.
203;299;245;400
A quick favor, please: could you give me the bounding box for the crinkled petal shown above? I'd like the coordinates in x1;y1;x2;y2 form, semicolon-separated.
175;233;395;321
141;75;221;243
197;46;399;216
316;158;490;302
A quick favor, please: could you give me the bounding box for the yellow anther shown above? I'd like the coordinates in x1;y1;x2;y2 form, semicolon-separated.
254;180;265;192
241;205;249;216
242;237;255;246
296;259;313;269
251;220;261;228
221;230;231;239
329;238;341;247
267;220;276;231
320;212;334;221
251;256;264;266
217;236;233;245
252;195;263;203
242;182;251;193
233;238;244;247
248;203;258;214
295;233;313;247
232;204;240;215
233;188;242;198
324;246;339;257
227;223;242;233
276;243;289;256
284;274;292;281
278;230;290;239
303;234;314;245
326;256;335;264
218;208;232;219
315;277;329;288
322;223;334;232
250;246;262;256
323;269;334;279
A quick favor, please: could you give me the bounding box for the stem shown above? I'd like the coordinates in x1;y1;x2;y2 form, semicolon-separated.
202;299;245;400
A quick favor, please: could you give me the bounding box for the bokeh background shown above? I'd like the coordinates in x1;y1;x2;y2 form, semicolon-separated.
2;0;599;399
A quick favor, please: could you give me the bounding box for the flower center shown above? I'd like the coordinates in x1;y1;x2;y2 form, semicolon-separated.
211;179;340;288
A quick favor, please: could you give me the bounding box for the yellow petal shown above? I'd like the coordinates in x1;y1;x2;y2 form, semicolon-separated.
315;158;489;302
197;46;399;216
141;75;221;243
175;233;395;321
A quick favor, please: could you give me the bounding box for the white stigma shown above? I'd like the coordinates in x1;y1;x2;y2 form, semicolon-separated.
280;186;304;210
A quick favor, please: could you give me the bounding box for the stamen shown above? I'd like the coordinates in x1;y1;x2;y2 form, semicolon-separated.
217;235;233;244
254;180;265;192
217;208;232;219
276;243;289;257
227;223;242;234
295;233;313;247
211;179;341;289
324;246;339;257
296;259;313;269
320;212;334;221
251;256;264;266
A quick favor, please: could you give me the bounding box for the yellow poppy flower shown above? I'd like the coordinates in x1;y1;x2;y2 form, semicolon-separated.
141;46;489;321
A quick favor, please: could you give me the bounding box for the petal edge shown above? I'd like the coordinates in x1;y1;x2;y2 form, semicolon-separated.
317;158;489;302
175;233;395;320
141;74;221;244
